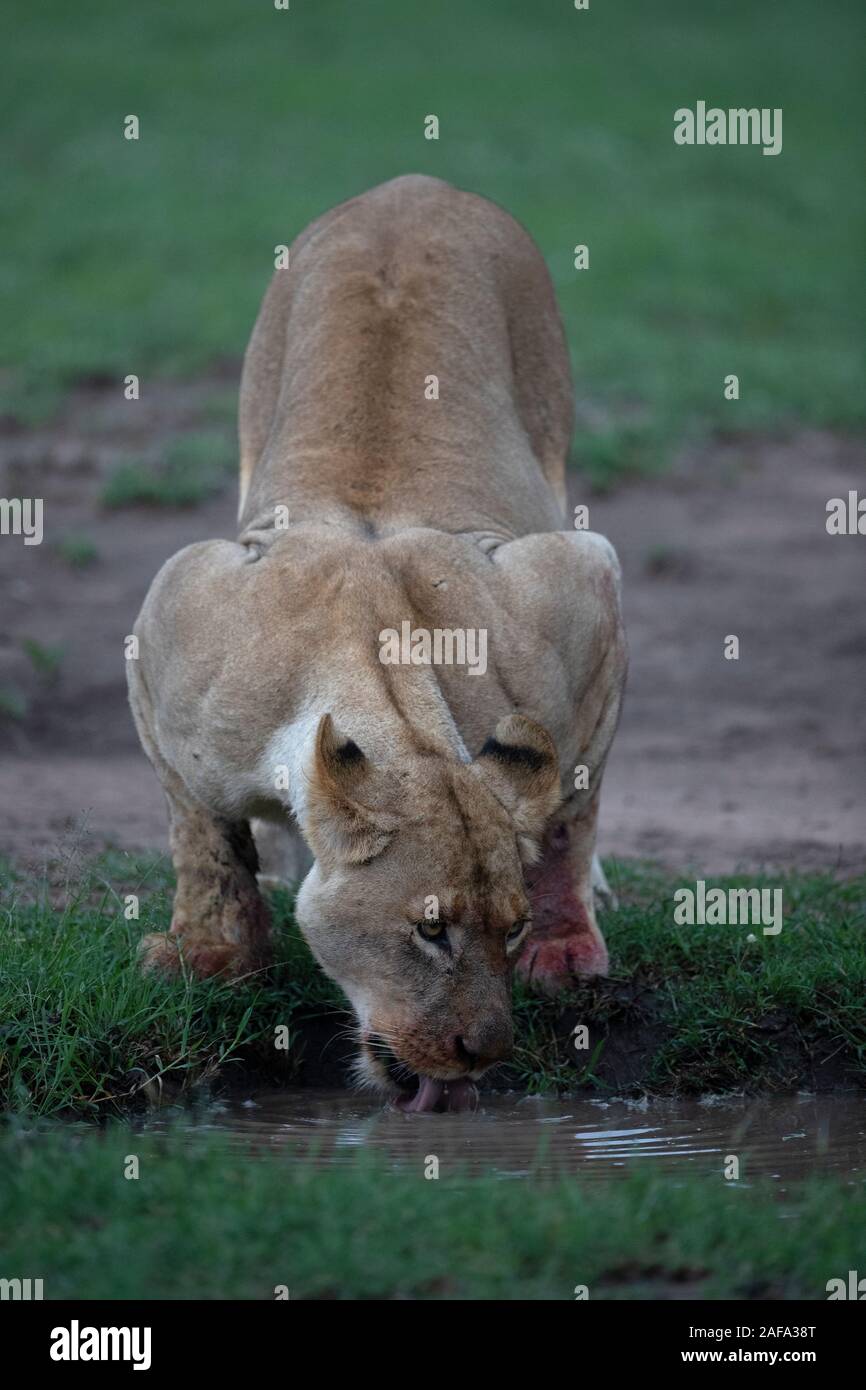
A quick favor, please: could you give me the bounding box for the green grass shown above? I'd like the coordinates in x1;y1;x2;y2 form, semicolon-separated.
1;855;863;1118
21;637;64;683
0;852;338;1117
515;863;866;1094
0;1124;862;1299
100;428;237;508
54;533;99;568
575;423;671;494
2;0;864;483
0;687;28;722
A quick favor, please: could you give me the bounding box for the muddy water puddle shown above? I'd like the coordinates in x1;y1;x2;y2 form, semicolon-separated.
144;1091;866;1185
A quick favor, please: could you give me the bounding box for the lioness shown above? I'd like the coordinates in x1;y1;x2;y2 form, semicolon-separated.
129;175;627;1113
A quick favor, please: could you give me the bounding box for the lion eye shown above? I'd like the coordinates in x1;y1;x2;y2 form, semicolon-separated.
507;918;529;946
417;920;447;944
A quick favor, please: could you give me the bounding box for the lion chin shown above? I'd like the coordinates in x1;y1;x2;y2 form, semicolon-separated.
355;1037;479;1114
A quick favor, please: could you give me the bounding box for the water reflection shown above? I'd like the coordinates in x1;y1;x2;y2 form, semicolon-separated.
143;1090;865;1185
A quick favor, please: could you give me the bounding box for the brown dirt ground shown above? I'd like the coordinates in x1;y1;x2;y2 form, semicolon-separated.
1;379;863;877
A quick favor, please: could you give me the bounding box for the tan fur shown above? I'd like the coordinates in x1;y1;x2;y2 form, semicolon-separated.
128;175;627;1093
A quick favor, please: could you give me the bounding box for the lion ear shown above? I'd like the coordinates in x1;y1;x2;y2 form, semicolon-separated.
474;714;561;865
303;714;397;869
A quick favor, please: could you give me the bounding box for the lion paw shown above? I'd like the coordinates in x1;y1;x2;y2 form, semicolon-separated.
516;930;609;996
138;933;257;980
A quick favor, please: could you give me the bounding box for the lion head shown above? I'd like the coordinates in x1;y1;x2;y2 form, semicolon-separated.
294;711;561;1112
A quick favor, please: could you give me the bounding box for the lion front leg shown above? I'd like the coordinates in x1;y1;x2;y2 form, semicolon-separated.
499;529;626;994
140;796;272;980
128;632;271;979
517;794;609;992
516;634;626;993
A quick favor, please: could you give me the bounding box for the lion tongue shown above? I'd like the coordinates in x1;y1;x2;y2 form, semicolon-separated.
396;1077;477;1114
397;1077;445;1113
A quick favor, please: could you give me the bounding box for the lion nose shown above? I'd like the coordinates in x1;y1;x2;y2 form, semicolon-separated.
455;1020;513;1070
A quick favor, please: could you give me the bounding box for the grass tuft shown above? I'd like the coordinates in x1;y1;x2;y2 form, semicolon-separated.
101;430;236;509
54;533;99;568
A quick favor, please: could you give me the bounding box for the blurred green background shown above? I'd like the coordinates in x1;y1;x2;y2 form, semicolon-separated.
2;0;864;466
